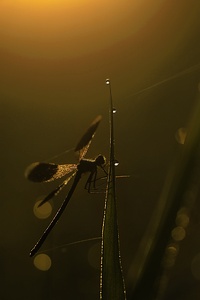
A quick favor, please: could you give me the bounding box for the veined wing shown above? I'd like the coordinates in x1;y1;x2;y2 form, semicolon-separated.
38;172;76;206
75;115;102;161
25;162;77;182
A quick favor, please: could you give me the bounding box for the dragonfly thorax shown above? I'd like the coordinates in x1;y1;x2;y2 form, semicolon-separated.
77;155;105;174
95;154;106;166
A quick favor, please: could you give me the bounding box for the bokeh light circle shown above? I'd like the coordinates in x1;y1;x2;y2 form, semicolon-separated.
33;254;52;271
175;127;187;145
171;226;186;242
33;199;52;219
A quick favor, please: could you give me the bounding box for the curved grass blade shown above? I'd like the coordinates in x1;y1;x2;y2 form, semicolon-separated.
100;79;126;299
128;91;200;299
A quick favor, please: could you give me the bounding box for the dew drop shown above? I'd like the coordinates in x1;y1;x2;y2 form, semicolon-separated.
112;108;117;114
114;159;119;166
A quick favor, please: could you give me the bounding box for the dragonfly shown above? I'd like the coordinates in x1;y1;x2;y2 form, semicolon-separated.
25;115;106;257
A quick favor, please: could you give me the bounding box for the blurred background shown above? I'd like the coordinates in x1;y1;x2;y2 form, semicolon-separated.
1;0;200;299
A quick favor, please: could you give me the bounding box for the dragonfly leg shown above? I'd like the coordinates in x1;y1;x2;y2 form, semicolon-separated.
85;168;109;193
94;170;98;188
85;170;97;192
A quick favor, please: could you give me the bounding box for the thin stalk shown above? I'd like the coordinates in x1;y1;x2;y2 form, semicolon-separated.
100;79;126;299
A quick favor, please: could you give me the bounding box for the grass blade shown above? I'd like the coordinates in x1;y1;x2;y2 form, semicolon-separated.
100;79;126;299
128;92;200;299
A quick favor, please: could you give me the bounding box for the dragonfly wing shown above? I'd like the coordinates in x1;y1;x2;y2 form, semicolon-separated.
75;115;102;160
25;162;77;182
38;172;76;206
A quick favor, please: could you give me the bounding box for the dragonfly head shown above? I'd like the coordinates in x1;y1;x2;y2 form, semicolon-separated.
95;154;106;167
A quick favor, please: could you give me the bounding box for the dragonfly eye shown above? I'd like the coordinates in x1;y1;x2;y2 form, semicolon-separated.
95;154;106;166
